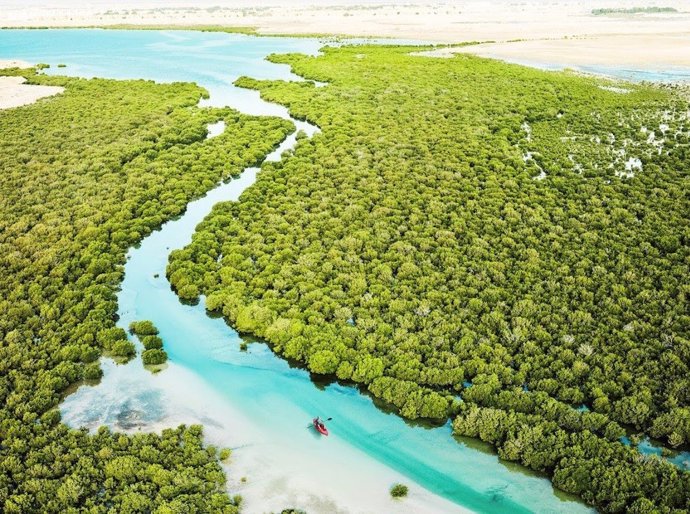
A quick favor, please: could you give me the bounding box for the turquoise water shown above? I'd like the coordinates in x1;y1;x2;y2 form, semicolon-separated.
620;436;690;471
2;29;594;513
638;439;690;470
0;28;323;113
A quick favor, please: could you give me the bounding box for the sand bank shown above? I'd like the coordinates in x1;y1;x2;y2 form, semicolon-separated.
0;75;63;109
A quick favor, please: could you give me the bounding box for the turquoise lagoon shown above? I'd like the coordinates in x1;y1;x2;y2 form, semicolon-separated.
0;29;596;513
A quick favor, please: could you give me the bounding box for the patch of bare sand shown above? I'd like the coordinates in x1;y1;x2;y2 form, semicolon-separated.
0;59;33;69
0;62;64;109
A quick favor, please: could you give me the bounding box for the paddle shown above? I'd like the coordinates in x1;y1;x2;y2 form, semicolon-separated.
306;417;333;428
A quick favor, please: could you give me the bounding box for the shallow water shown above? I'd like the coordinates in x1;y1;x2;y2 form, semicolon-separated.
1;29;593;513
480;55;690;83
619;436;690;471
578;65;690;83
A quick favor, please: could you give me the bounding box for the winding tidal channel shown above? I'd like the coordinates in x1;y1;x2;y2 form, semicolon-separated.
1;29;595;513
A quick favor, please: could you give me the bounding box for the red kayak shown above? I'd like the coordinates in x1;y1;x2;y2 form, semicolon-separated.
313;417;329;436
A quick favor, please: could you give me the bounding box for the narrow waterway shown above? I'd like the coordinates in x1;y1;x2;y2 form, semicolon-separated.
2;29;594;513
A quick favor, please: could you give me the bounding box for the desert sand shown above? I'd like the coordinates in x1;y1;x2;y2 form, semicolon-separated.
420;33;690;70
1;1;689;72
0;60;63;109
0;0;687;41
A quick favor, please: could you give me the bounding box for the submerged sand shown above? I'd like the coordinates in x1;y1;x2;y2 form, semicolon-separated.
60;358;469;514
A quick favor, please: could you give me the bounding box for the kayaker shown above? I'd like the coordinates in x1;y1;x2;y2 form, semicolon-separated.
313;416;329;436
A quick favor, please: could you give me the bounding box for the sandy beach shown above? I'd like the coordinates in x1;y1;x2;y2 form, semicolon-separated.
0;59;63;109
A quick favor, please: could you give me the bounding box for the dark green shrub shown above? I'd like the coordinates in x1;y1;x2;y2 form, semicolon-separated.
142;335;163;350
129;320;159;336
110;340;136;359
142;349;168;365
390;483;408;498
83;362;103;380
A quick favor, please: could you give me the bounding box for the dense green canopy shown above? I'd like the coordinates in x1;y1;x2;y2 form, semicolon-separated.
168;46;690;511
0;68;293;512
